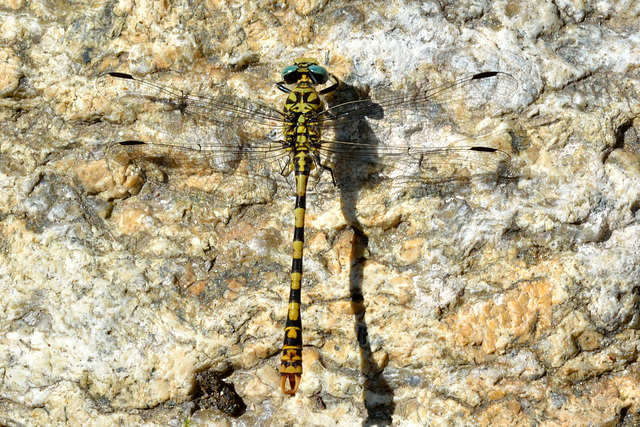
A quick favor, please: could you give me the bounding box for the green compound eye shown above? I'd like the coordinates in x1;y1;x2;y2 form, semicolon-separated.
308;64;329;84
282;65;300;84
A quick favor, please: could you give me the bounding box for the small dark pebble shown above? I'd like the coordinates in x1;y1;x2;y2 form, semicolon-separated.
195;371;246;417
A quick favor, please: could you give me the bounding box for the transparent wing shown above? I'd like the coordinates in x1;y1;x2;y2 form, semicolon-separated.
322;71;516;124
95;70;517;208
96;72;286;127
311;71;518;198
95;72;290;205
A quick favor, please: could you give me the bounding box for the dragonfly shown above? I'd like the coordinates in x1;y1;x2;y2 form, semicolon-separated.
95;58;516;396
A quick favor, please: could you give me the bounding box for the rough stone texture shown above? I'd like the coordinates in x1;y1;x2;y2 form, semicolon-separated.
1;1;640;426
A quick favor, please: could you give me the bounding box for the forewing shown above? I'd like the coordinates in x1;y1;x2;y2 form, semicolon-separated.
321;71;518;130
95;72;289;205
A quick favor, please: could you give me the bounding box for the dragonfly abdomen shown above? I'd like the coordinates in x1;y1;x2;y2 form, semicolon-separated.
280;151;312;395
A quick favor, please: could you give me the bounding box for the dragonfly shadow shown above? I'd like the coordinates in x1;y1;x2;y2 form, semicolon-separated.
327;82;396;426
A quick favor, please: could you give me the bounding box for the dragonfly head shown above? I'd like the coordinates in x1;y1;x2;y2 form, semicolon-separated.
282;58;329;85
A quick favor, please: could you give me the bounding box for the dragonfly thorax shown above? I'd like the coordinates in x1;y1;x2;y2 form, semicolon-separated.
283;78;324;114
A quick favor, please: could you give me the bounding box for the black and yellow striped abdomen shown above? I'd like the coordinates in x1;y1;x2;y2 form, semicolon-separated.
279;60;328;396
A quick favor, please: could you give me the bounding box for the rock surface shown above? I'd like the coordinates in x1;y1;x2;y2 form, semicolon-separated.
1;1;640;426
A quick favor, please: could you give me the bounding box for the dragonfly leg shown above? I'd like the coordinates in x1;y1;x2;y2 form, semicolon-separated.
313;153;337;186
319;73;340;95
276;81;293;93
320;162;337;186
279;155;293;177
